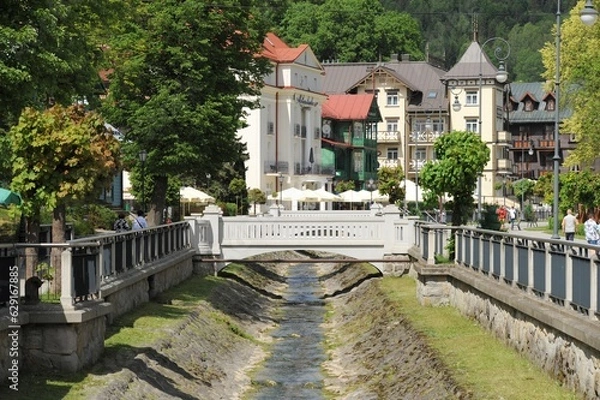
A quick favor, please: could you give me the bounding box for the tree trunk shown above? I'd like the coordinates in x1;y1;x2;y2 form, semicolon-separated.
51;203;66;294
24;215;40;279
148;175;168;226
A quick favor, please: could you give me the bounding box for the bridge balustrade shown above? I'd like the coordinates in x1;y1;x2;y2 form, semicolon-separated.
416;223;599;321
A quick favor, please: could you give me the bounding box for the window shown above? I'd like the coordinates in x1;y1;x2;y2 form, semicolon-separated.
386;119;398;132
387;147;398;159
546;98;555;111
386;91;398;106
525;100;534;111
466;90;478;106
466;119;479;133
413;119;430;132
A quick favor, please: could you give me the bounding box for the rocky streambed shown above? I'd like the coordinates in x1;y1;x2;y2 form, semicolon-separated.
81;251;468;399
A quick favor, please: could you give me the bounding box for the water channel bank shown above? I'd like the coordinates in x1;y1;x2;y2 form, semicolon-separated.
8;251;577;399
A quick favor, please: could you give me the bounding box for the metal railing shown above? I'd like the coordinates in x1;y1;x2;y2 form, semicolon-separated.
0;221;192;308
415;222;599;321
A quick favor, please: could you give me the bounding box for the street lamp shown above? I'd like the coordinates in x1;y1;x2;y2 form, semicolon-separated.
521;139;534;211
278;172;284;216
478;37;511;224
138;149;147;212
551;0;597;238
367;178;376;205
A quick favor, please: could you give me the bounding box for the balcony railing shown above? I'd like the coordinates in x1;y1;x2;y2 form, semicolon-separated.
377;130;400;142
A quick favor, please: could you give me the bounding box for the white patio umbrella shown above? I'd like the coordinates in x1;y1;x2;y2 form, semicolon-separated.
313;188;341;202
269;187;307;202
339;190;365;203
179;186;215;203
370;190;390;203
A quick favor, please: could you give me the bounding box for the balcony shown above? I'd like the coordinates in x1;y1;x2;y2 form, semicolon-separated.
496;158;512;173
264;161;290;175
495;130;511;143
378;158;399;169
377;131;400;143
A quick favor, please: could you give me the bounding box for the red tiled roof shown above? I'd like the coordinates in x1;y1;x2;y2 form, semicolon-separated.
322;94;375;120
262;32;307;63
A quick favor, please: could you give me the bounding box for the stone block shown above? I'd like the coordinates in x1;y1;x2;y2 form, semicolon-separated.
43;326;77;354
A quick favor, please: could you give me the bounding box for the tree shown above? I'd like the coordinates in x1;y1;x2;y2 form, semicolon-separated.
102;0;272;226
229;178;248;215
9;105;121;287
377;166;405;206
512;178;536;207
0;1;113;179
534;170;600;218
247;188;266;215
279;0;423;62
419;131;489;226
540;1;600;167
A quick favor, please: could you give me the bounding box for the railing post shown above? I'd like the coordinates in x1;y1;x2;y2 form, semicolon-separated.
382;204;404;253
60;248;74;308
202;204;223;257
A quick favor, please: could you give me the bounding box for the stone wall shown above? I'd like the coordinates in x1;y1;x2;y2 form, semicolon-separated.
22;314;106;373
415;265;600;399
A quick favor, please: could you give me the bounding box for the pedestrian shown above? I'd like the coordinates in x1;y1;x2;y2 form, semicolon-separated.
113;212;130;233
584;212;599;245
561;209;577;241
131;210;148;230
508;206;520;230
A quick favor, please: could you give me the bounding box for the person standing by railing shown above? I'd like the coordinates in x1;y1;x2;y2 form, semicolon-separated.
561;209;577;241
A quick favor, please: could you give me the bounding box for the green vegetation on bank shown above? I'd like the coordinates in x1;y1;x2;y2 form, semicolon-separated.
381;276;582;400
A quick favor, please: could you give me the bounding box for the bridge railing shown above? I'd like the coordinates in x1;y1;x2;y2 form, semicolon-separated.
415;222;599;321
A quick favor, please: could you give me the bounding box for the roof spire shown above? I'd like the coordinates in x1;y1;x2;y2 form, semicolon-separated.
473;13;479;42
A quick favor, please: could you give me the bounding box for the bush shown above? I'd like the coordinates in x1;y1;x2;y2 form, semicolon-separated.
480;204;502;231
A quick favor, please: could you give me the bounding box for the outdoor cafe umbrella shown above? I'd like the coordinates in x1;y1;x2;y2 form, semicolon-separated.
0;188;21;207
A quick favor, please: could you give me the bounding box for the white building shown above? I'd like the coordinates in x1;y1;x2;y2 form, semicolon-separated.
238;33;328;211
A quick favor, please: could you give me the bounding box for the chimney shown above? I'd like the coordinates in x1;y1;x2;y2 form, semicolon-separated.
401;54;410;62
390;54;398;62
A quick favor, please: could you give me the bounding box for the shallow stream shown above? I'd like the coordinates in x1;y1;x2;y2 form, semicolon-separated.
250;263;326;400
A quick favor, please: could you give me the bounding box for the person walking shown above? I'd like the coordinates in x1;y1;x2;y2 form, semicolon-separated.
113;213;130;233
131;210;148;230
584;213;599;245
561;209;577;241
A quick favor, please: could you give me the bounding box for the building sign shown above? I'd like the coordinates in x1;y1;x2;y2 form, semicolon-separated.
296;95;318;107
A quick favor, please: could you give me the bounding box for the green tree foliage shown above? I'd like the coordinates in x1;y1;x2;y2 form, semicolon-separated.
334;180;356;193
278;0;423;62
376;166;405;206
102;0;271;225
9;104;120;282
535;170;600;217
419;131;489;226
247;188;266;215
512;178;536;206
541;1;600;167
0;0;113;182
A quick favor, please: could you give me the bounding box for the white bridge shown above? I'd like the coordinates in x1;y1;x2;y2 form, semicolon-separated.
190;204;417;271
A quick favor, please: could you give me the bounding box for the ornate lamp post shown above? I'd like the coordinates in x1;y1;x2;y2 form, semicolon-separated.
138;149;147;212
551;0;597;238
478;37;511;224
367;178;376;205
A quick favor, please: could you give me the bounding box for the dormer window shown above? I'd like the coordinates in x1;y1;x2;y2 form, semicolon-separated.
525;100;534;111
546;98;555;111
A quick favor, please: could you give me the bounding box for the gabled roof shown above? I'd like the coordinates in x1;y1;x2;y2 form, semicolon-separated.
322;57;447;110
443;41;499;81
261;32;307;63
261;33;324;73
322;93;379;121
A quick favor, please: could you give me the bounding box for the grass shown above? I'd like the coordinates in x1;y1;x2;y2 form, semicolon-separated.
380;276;582;400
0;274;223;399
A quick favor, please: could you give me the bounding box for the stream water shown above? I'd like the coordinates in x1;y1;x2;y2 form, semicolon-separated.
251;263;327;400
